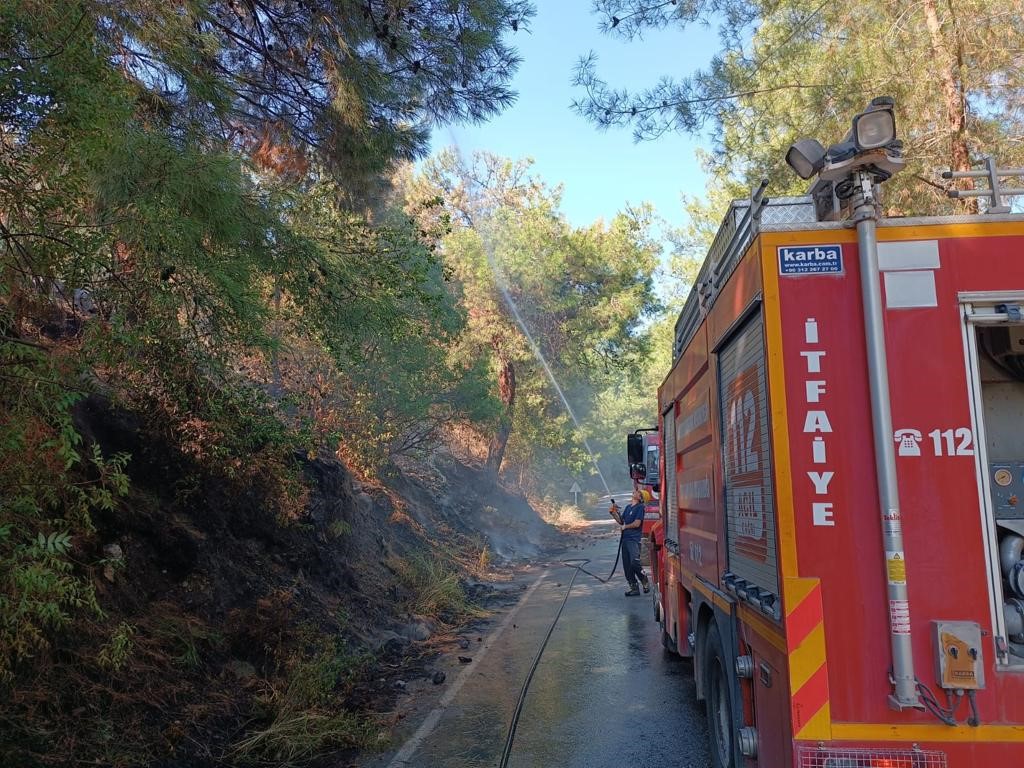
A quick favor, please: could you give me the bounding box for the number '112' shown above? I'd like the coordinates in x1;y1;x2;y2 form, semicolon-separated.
928;428;974;456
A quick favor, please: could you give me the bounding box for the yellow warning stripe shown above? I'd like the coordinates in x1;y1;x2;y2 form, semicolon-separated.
760;219;1024;251
785;578;819;616
799;700;832;741
760;245;800;581
877;220;1024;241
737;604;787;655
785;577;831;741
789;622;826;692
690;577;731;614
829;722;1024;743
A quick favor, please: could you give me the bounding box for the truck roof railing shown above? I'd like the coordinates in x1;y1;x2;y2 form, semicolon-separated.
673;188;818;363
944;157;1024;214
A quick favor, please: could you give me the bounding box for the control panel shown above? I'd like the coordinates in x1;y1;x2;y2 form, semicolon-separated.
989;461;1024;520
933;621;985;690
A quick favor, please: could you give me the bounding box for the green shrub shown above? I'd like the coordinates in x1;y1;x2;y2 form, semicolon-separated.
0;339;130;682
97;622;135;672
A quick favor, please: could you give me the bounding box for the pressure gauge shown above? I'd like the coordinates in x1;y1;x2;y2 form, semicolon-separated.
994;468;1013;487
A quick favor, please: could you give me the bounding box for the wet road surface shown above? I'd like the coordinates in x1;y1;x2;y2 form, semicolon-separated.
371;493;711;768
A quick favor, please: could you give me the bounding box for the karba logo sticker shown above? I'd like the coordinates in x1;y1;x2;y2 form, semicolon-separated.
778;244;843;275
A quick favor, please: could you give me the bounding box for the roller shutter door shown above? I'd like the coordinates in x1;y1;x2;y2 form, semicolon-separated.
663;405;678;546
718;312;778;600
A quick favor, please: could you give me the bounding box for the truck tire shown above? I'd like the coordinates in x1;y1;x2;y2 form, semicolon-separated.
703;622;735;768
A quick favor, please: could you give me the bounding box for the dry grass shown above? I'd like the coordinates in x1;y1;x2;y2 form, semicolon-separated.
448;535;499;582
232;708;381;764
393;553;484;626
473;542;491;575
541;503;587;529
231;629;382;765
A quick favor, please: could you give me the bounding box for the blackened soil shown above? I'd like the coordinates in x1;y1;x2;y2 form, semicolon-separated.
1;395;565;768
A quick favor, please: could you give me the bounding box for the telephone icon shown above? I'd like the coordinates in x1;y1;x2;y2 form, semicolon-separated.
894;429;922;457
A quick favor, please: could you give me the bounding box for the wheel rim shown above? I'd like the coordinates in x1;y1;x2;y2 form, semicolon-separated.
710;655;731;764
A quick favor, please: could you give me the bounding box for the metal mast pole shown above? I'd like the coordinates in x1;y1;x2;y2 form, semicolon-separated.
850;169;921;710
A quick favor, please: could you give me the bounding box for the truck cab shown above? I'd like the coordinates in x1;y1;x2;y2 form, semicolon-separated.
627;428;661;535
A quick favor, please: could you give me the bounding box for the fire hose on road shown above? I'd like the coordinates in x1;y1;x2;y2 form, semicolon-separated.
497;532;626;768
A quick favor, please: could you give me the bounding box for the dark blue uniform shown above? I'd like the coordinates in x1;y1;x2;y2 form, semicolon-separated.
620;502;649;594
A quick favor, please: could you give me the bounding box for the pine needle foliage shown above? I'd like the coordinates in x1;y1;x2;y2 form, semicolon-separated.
576;0;1024;214
0;0;529;694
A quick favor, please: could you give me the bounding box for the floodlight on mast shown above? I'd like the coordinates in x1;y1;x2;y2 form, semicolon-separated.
784;98;922;714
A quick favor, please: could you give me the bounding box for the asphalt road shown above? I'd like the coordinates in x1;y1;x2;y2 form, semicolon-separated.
373;493;711;768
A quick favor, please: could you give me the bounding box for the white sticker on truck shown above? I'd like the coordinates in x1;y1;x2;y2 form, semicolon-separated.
779;244;843;275
889;599;911;634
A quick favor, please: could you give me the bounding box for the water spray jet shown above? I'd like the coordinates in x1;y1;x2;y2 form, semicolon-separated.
440;138;612;497
489;273;612;498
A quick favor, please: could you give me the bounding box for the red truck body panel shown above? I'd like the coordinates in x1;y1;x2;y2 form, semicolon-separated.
655;216;1024;766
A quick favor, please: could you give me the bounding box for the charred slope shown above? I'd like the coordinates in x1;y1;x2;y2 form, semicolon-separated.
2;395;561;768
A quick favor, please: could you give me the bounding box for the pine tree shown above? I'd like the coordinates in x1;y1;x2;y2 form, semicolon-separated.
574;0;1024;214
0;0;532;685
407;149;662;485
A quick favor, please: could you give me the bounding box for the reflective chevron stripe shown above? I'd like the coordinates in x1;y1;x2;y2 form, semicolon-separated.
785;577;831;740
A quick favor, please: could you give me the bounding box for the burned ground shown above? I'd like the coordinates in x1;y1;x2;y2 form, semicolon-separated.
1;396;564;767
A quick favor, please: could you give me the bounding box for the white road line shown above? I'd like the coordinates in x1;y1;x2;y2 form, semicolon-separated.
384;571;549;768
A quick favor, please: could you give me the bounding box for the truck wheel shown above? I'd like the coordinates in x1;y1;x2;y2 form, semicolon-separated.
704;622;735;768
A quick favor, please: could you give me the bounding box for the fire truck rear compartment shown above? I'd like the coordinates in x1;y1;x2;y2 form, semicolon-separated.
973;322;1024;662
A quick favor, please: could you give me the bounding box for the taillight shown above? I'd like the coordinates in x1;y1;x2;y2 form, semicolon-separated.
868;758;915;768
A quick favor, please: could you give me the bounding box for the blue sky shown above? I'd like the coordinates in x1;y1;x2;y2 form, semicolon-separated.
431;1;720;232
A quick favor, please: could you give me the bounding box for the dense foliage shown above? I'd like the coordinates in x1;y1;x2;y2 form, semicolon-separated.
0;0;530;689
406;150;663;494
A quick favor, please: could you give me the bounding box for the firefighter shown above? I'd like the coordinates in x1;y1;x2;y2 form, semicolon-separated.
610;490;650;596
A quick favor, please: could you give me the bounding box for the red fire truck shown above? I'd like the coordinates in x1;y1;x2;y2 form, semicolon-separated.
641;98;1024;767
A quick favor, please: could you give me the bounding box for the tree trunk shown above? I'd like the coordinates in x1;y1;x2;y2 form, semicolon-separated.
485;358;515;478
922;0;975;210
270;280;283;399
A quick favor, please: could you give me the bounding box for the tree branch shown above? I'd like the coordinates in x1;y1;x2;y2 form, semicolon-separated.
0;10;86;63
